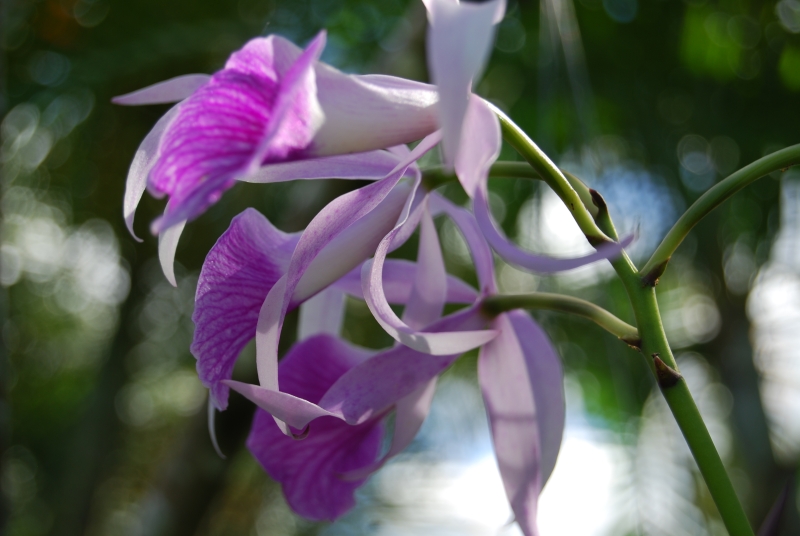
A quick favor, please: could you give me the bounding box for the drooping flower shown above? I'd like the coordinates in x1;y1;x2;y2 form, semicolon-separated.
115;32;437;239
227;194;564;536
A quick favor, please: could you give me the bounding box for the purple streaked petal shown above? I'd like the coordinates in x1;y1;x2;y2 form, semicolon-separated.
429;193;497;295
249;410;383;520
254;133;441;409
297;287;346;341
158;218;185;287
191;209;298;410
242;150;408;184
247;334;382;521
331;259;477;305
250;31;325;172
123;105;181;241
112;74;211;105
454;96;501;197
423;0;505;167
149;35;325;233
478;311;564;536
474;183;634;273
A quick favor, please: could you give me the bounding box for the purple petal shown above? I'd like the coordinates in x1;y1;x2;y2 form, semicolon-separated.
473;183;634;273
253;133;441;407
243;150;408;184
429;193;497;295
312;74;438;157
318;305;487;423
332;259;477;305
112;74;211;105
249;410;383;520
149;35;325;233
362;196;497;355
478;311;565;536
453;96;501;197
401;203;447;330
423;0;505;166
507;310;565;485
226;304;486;430
123;105;181;241
340;376;437;481
297;287;346;340
191;209;298;410
247;334;383;521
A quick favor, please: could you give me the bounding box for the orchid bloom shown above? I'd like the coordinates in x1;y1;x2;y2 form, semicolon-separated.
223;194;563;535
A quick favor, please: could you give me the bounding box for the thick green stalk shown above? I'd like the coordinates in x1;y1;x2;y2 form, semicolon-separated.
482;292;640;347
641;144;800;282
497;112;755;535
610;251;754;536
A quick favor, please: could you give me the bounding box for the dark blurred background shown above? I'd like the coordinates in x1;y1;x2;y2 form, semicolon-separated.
3;0;800;534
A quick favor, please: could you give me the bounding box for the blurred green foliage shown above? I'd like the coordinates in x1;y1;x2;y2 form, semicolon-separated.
2;0;800;534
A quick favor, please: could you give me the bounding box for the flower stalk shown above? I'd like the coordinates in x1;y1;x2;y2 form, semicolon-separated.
481;292;640;348
640;144;800;283
498;112;756;536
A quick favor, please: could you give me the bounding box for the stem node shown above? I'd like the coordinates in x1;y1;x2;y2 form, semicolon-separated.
653;354;682;389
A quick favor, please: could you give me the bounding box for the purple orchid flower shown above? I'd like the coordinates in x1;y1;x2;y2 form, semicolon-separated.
115;32;438;238
222;194;563;535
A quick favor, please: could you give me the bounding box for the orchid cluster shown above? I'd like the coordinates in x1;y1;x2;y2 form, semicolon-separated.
112;0;772;534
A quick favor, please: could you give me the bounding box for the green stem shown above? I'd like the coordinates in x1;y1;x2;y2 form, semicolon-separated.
482;292;640;347
610;251;754;536
640;144;800;283
499;115;756;535
491;104;611;244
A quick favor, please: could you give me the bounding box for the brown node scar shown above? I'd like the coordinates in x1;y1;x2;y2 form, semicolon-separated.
652;353;682;389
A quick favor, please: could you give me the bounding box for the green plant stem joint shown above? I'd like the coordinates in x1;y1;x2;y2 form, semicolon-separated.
652;353;682;389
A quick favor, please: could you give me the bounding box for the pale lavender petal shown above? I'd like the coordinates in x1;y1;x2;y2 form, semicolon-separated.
123;105;181;241
340;377;437;481
254;133;441;406
424;0;505;166
191;209;298;410
360;188;496;355
291;179;416;304
362;214;498;354
401;204;446;330
429;193;497;295
312;73;438;156
149;35;325;233
297;287;346;341
112;74;211;105
318;305;487;423
158;218;185;287
453;96;501;197
332;259;477;305
478;311;565;536
242;150;407;184
507;310;565;485
473;183;634;273
246;334;383;521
